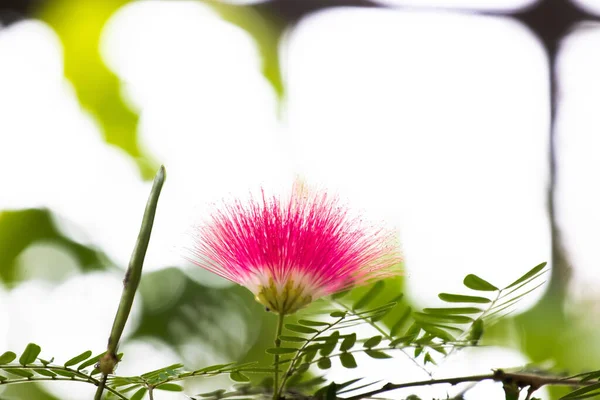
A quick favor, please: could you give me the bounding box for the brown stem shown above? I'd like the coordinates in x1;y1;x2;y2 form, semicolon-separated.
342;369;591;400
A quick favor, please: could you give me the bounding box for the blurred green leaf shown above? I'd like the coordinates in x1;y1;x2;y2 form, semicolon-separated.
0;209;104;285
229;371;250;382
423;352;436;365
340;333;356;352
423;307;483;315
304;350;317;363
468;319;484;345
390;307;412;337
265;348;297;355
438;293;491;303
209;3;285;102
130;388;147;400
298;319;329;327
353;281;385;310
285;324;318;334
320;332;339;356
418;324;455;342
560;382;600;399
38;0;156;178
279;336;307;343
414;313;473;324
156;383;183;391
317;357;331;370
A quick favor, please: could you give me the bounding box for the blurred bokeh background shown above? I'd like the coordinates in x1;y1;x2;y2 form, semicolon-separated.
1;0;600;399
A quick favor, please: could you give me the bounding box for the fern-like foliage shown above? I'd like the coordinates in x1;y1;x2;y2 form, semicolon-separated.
264;262;548;398
0;344;275;400
0;263;548;399
0;345;128;399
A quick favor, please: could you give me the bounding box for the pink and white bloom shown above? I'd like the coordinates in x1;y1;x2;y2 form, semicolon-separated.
187;184;401;315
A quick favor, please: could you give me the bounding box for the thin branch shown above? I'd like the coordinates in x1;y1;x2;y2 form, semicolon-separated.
342;370;591;400
277;314;346;395
94;165;166;400
0;374;127;399
273;313;286;400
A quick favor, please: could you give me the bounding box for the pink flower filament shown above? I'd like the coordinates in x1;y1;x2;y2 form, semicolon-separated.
188;185;401;315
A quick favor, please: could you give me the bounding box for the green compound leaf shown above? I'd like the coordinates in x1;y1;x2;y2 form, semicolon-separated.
193;363;235;374
156;383;183;391
64;350;92;367
423;352;436;365
365;350;392;359
398;322;422;344
229;371;250;382
390;307;412;337
363;336;382;348
38;357;53;367
326;382;337;400
266;348;298;355
418;324;456;342
54;369;75;378
197;389;227;398
320;332;340;356
339;353;357;369
330;311;346;318
33;368;57;377
317;357;332;370
304;350;318;363
422;307;483;315
5;368;34;378
468;319;484;345
331;290;350;300
19;343;41;366
0;351;16;364
353;281;385;310
413;312;474;324
414;346;423;358
298;319;329;327
295;363;310;375
130;388;147;400
438;293;491;304
141;363;184;379
561;382;600;399
279;336;307;343
78;352;105;371
463;274;499;291
340;333;357;352
505;262;547;289
285;324;318;334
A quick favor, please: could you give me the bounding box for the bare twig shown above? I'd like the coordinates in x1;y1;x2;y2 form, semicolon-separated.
94;166;166;400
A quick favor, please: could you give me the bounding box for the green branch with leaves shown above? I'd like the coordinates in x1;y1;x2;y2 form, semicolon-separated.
1;166;599;400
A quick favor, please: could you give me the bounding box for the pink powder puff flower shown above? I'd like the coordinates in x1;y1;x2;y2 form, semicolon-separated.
187;183;401;315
